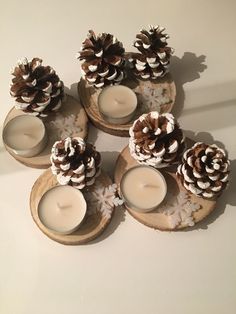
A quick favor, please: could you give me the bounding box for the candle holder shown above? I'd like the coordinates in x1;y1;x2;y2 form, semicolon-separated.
120;165;167;213
78;72;176;137
38;185;87;235
3;115;48;158
114;145;217;231
3;94;88;169
98;85;137;125
30;169;120;245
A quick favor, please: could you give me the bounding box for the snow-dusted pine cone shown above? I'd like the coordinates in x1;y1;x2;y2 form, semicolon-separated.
10;57;64;117
77;30;125;88
129;112;185;168
177;142;230;199
129;25;174;79
51;137;101;189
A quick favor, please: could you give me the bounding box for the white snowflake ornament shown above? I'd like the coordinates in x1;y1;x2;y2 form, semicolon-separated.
47;113;82;139
84;183;123;219
159;191;201;228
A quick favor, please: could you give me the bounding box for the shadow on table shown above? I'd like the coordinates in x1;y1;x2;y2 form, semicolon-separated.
68;52;208;121
87;150;126;244
100;150;120;179
87;123;99;144
170;52;207;118
180;130;236;231
88;205;126;245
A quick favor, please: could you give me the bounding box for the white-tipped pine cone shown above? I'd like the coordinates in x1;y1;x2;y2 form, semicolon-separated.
51;137;101;189
129;25;174;79
77;30;125;88
129;112;185;168
177;142;230;199
10;57;64;117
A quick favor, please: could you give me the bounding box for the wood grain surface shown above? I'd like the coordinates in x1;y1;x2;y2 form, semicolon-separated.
78;73;176;137
30;169;114;245
114;145;217;231
3;95;88;169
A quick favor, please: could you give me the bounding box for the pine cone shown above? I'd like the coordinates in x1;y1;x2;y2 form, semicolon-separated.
129;112;185;168
77;30;125;88
51;137;101;189
177;142;230;199
10;57;64;117
129;25;174;79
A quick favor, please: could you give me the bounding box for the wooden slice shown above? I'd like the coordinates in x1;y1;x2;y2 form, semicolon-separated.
30;169;114;245
114;146;217;231
78;73;176;137
3;95;88;169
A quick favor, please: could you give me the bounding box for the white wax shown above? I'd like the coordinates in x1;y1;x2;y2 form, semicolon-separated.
120;166;167;212
38;185;87;234
98;85;137;124
3;115;47;157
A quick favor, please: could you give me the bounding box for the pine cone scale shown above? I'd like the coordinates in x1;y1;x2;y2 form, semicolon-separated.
51;137;101;189
77;30;125;88
10;57;64;117
177;143;230;198
130;25;173;80
129;112;185;168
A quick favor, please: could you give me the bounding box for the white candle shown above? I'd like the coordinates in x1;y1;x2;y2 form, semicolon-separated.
3;115;47;157
38;185;87;234
98;85;137;124
120;165;167;212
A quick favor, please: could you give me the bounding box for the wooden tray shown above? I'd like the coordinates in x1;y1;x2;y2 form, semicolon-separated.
114;146;217;230
78;73;176;137
30;169;114;245
3;94;88;169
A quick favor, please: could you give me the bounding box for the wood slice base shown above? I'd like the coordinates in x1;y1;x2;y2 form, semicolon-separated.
78;73;176;137
30;169;114;245
3;94;88;169
114;146;217;231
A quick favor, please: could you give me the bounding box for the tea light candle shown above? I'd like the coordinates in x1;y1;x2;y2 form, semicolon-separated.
38;185;87;235
3;115;47;157
98;85;137;124
120;165;167;212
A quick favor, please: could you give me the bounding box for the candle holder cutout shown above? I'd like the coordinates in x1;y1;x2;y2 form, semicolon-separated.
114;145;217;231
78;72;176;137
30;169;122;245
3;94;88;168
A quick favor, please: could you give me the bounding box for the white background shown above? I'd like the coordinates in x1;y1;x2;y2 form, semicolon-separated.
0;1;236;313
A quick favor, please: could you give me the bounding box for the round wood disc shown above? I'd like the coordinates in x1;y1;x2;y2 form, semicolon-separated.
3;95;88;169
78;73;176;137
30;169;114;245
114;146;217;231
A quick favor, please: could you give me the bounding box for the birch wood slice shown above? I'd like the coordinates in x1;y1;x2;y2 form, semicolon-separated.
78;73;176;137
114;146;217;231
3;94;88;169
30;169;113;245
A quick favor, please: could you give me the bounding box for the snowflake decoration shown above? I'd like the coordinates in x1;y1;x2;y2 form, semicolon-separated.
84;183;123;219
137;86;171;114
159;191;201;228
47;113;82;140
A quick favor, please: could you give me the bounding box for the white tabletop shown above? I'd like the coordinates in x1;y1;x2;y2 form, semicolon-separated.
1;1;236;313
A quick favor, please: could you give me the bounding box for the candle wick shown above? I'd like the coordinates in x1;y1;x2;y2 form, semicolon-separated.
23;132;32;137
57;202;71;210
142;184;159;189
114;99;124;105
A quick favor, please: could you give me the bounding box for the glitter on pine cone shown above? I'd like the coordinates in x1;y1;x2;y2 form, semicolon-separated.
177;142;230;199
10;57;64;117
129;25;174;80
77;30;125;88
129;112;185;168
51;137;101;190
